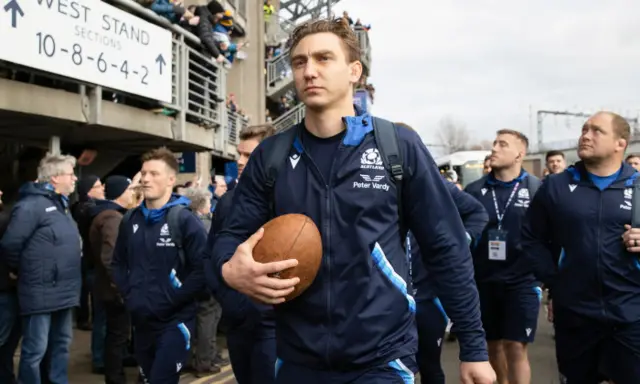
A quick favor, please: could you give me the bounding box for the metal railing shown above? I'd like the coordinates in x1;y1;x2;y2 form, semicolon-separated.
273;103;305;132
226;108;249;145
113;0;228;134
266;50;293;92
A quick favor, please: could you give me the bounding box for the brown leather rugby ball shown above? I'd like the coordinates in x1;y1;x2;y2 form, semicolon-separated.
253;213;323;302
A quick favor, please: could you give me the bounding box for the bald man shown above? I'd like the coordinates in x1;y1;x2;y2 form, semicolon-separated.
523;111;640;384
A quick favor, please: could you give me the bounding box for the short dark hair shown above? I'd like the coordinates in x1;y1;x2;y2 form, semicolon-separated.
626;154;640;161
496;129;529;150
289;18;361;63
239;124;276;142
141;147;179;174
545;150;565;161
484;155;491;162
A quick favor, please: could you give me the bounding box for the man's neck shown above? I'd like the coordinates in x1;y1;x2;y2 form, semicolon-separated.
584;157;622;177
492;165;522;182
145;193;172;210
304;103;355;138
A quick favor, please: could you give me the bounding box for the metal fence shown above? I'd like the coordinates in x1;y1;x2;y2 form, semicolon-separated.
226;108;249;145
273;103;305;132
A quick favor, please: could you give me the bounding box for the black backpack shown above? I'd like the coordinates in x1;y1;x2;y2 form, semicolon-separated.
263;118;408;245
120;205;188;269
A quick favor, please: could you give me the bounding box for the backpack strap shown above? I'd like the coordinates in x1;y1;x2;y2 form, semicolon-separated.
167;205;187;269
118;207;137;233
263;126;298;219
371;117;407;248
527;175;542;198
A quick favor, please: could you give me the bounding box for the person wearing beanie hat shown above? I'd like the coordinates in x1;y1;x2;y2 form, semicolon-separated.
206;0;224;17
105;176;132;201
77;175;103;201
87;175;135;384
70;174;105;338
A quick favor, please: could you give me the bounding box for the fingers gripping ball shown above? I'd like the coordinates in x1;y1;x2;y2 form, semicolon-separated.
253;214;323;301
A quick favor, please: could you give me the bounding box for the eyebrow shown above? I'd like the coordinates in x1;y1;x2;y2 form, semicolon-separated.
583;123;602;131
290;50;335;62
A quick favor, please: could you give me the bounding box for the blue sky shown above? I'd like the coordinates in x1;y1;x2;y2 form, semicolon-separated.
328;0;640;152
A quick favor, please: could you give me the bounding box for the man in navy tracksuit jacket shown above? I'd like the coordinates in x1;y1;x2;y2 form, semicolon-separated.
522;112;640;384
214;114;489;383
411;180;489;384
211;19;493;384
207;124;277;384
112;148;207;384
464;129;542;384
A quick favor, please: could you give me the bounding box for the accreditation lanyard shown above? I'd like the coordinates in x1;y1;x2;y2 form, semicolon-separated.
491;182;520;230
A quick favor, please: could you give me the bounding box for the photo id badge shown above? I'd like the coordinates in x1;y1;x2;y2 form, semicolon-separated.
487;229;508;261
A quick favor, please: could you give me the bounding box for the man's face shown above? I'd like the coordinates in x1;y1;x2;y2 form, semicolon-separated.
483;159;491;175
119;186;135;208
88;180;105;200
140;160;175;201
490;134;523;170
546;155;566;174
291;32;362;110
578;113;625;162
627;156;640;171
214;179;227;197
51;164;77;196
237;138;260;178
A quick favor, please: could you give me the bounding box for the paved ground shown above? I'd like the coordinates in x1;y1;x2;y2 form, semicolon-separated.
53;305;557;383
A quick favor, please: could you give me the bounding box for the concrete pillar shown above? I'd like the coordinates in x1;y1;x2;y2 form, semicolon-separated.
226;0;266;125
49;136;61;155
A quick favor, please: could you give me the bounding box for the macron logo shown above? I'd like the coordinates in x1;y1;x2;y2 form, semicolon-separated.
569;184;577;192
481;188;487;196
525;328;532;337
290;153;300;169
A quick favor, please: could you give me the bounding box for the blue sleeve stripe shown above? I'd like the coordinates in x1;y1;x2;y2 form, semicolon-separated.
533;286;543;302
177;323;191;351
433;297;449;322
388;358;415;384
169;269;182;288
274;358;283;378
558;248;566;268
371;242;416;313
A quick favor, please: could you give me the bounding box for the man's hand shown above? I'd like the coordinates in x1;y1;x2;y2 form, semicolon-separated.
460;361;496;384
547;299;554;322
221;228;300;304
622;224;640;252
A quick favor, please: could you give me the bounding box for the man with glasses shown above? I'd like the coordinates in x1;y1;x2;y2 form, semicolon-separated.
1;153;82;383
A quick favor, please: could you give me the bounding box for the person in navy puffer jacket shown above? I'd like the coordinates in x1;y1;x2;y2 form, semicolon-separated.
1;153;81;384
112;148;207;384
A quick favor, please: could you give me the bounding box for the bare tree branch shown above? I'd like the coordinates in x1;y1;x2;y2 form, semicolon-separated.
437;116;470;154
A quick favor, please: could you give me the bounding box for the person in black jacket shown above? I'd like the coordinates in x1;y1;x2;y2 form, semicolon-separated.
0;189;21;384
1;154;82;384
71;174;104;332
208;123;276;384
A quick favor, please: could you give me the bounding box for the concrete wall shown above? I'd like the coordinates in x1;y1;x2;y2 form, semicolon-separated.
226;1;266;125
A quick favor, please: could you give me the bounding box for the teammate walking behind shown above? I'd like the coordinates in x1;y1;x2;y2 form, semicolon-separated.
465;130;542;384
112;148;207;384
523;111;640;384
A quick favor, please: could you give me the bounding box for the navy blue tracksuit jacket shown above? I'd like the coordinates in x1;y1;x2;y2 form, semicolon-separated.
211;112;487;371
1;182;81;315
465;171;540;287
411;181;489;302
112;195;207;329
522;162;640;324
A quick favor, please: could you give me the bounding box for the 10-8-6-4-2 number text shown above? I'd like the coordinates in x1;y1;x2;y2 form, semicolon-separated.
35;32;167;85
